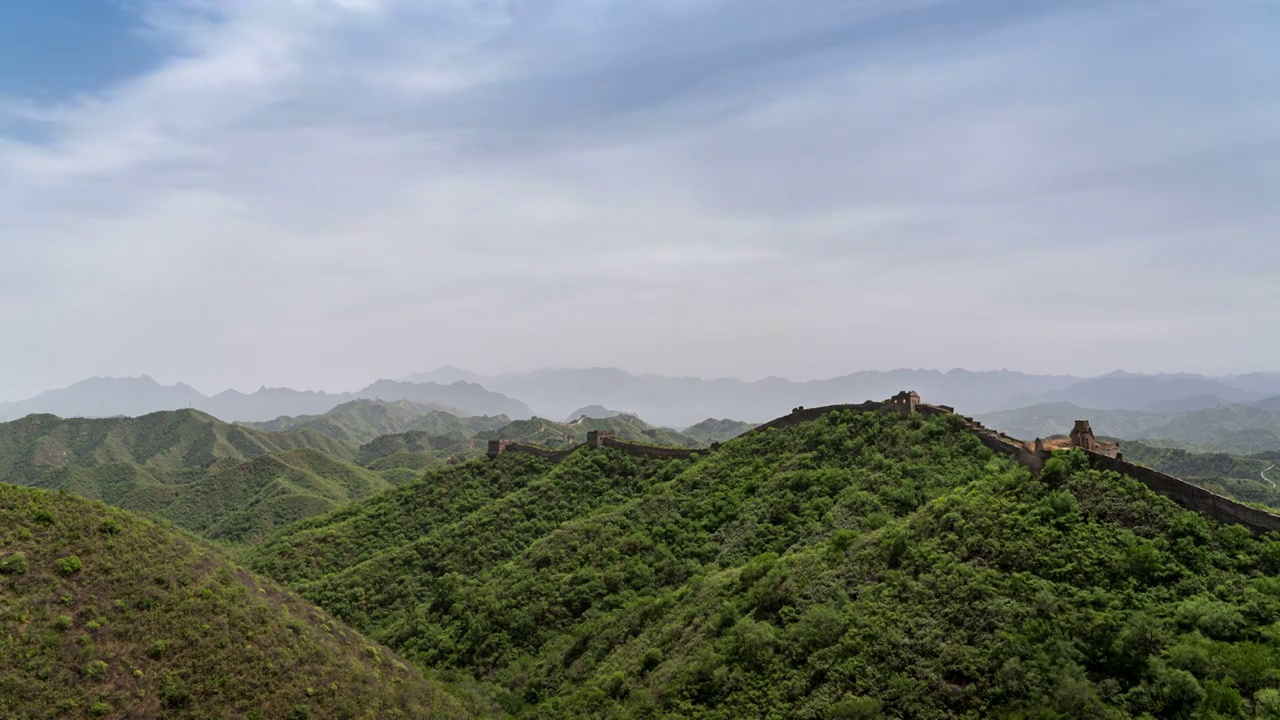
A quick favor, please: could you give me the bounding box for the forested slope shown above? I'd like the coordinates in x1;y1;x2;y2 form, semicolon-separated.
0;483;465;719
248;408;1280;717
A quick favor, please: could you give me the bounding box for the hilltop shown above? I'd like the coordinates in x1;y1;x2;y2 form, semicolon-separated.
563;405;624;421
244;399;508;444
682;417;758;444
249;407;1280;717
475;413;699;449
0;411;402;543
0;483;465;718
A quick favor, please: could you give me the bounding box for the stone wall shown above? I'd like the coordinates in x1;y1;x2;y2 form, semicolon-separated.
746;402;886;435
1085;451;1280;534
923;404;1047;474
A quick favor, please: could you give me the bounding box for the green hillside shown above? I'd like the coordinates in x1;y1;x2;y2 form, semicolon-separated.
0;412;405;543
0;482;465;719
478;413;699;449
682;418;758;443
243;399;507;445
248;409;1280;717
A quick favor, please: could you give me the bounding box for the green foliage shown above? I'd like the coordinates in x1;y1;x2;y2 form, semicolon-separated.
0;550;27;575
0;482;465;718
249;409;1280;718
56;555;83;574
0;408;423;543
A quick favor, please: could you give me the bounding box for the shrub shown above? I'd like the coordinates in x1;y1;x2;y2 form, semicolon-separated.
57;556;84;575
55;615;73;631
830;695;883;720
88;703;110;717
0;551;28;575
99;519;122;535
640;647;663;673
729;618;777;669
84;660;108;680
160;673;191;708
33;509;55;525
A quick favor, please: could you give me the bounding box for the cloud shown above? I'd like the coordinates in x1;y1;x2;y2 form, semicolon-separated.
0;0;1277;399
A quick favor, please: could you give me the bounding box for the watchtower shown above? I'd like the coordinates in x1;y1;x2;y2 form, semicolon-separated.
487;439;514;459
1069;420;1097;451
888;390;921;417
586;430;616;448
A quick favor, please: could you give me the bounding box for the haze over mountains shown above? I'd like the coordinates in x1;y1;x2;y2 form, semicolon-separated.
409;367;1280;427
977;403;1280;455
0;375;533;424
7;369;1280;432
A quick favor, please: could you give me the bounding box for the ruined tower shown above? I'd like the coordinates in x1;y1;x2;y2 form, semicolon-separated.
586;430;616;448
888;390;921;417
1069;420;1122;459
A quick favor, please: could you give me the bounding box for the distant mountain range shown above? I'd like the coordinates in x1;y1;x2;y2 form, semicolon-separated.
407;366;1280;428
0;375;533;423
7;369;1280;436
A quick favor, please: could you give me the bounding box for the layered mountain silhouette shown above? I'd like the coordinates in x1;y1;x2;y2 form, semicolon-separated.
0;375;533;423
406;366;1280;427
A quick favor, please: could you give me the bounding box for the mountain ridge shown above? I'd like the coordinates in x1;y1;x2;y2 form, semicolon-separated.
0;376;533;424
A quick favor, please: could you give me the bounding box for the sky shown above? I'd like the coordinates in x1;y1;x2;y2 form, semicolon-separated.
1;0;1277;400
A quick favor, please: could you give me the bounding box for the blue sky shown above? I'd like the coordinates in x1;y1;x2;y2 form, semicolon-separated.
0;2;161;100
0;0;1277;398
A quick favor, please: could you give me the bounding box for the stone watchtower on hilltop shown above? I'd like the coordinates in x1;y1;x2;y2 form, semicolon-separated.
887;390;921;417
1069;420;1123;460
586;430;616;448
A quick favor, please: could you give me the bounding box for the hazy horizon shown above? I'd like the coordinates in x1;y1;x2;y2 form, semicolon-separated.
8;364;1280;406
3;1;1277;401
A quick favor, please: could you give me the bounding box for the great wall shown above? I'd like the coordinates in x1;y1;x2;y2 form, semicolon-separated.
487;391;1280;535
